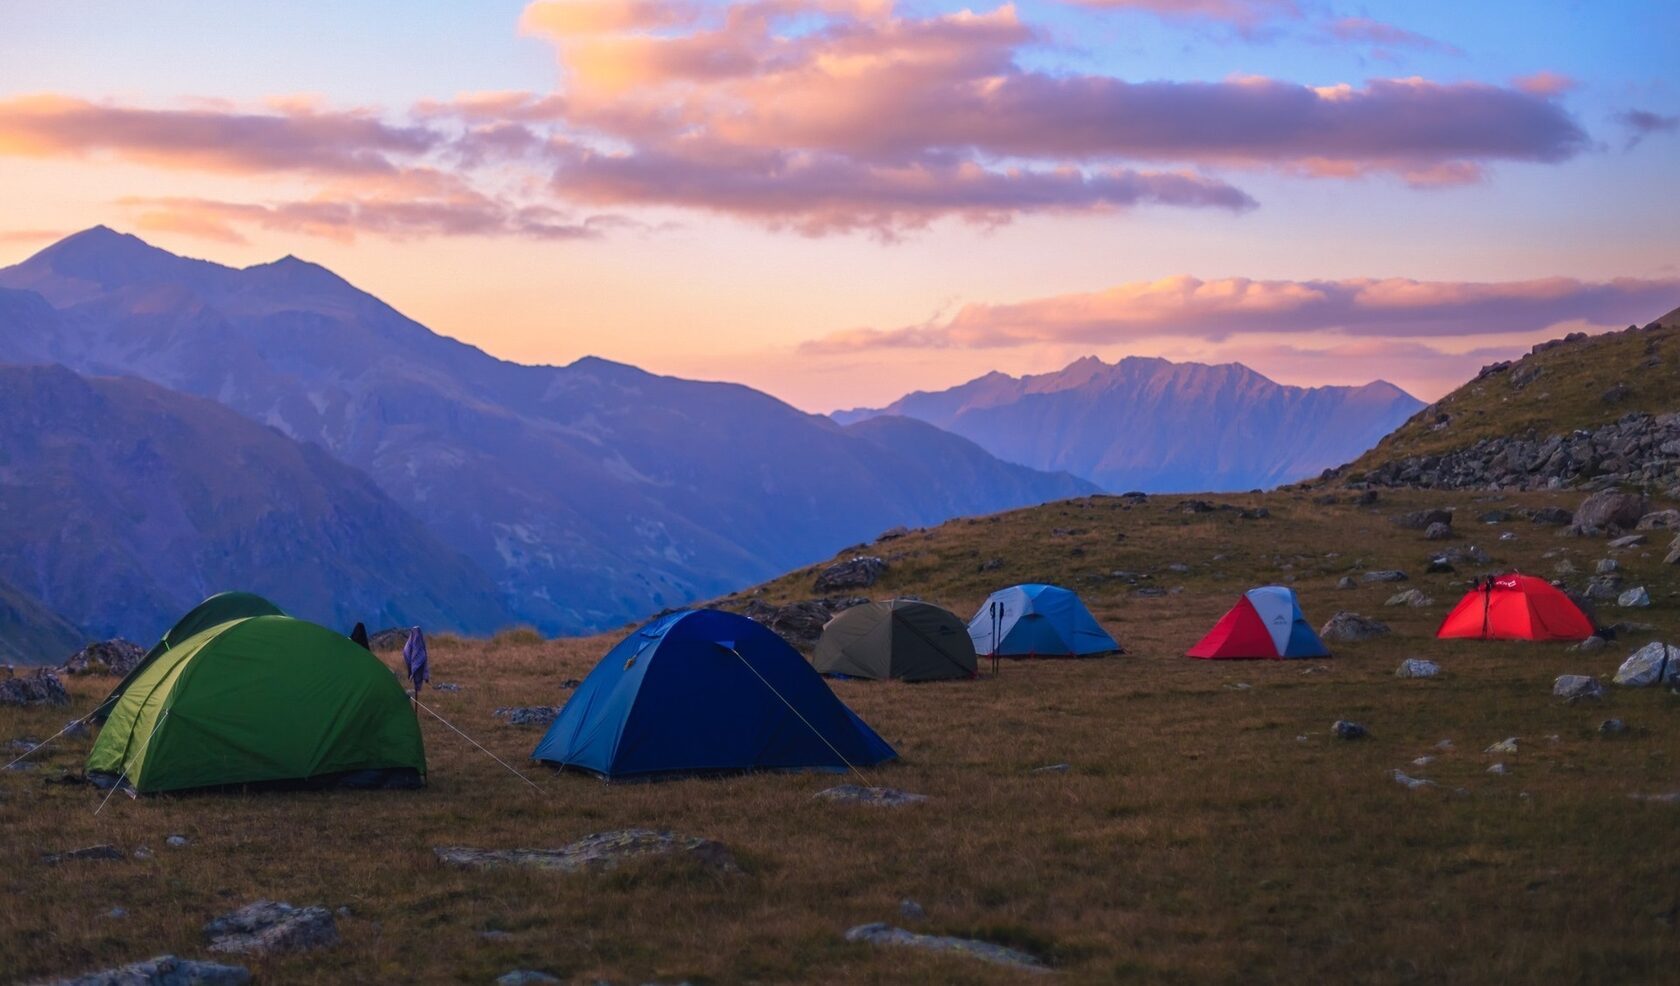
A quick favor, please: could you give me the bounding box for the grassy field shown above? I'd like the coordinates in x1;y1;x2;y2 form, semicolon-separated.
3;487;1679;984
1346;321;1679;467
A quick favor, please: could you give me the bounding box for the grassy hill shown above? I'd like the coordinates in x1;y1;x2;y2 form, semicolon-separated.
5;486;1680;983
1344;317;1679;471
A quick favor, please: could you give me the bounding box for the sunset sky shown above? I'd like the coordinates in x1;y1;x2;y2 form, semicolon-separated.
2;0;1676;410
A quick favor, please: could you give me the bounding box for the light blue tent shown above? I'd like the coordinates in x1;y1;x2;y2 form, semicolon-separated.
967;584;1120;658
531;609;897;780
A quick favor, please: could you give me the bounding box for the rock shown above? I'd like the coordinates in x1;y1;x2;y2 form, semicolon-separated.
813;556;887;592
1585;575;1623;602
1425;556;1455;574
1553;675;1605;701
1572;635;1607;654
493;706;559;727
1571;490;1648;536
876;526;911;542
1031;763;1071;774
898;898;928;921
1435;739;1455;751
815;785;928;807
742;597;867;644
431;682;461;693
1600;718;1630;736
1443;544;1491;565
1636;510;1680;530
1391;770;1435;791
1529;507;1573;526
496;972;560;986
435;829;739;875
41;845;124;865
1336;575;1357;589
40;955;250;986
1499;531;1518;541
203;901;340;955
367;627;408;650
106;907;128;919
1320;613;1390;643
844;923;1047;973
1395;659;1440;678
1602;382;1632;404
977;557;1004;572
60;639;145;676
1332;720;1369;740
1412;756;1436;766
1667;537;1680;566
1608;534;1647;549
1613;642;1680;687
1596;558;1620;574
1485;737;1519;755
1617;586;1651;608
1424;521;1454;541
1361;570;1409;583
0;669;69;707
1487;763;1509;775
1393;509;1453;530
166;835;189;848
1385;589;1432;608
1629;792;1680;804
1480;510;1514;523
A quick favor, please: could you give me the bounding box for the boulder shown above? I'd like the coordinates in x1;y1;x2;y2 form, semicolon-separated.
1529;507;1573;526
1596;558;1620;574
814;785;928;807
1320;613;1390;643
844;924;1047;973
60;639;144;676
1424;522;1454;541
875;526;911;542
1618;586;1651;608
1585;575;1623;602
1613;642;1680;687
435;829;739;875
1485;737;1519;755
1391;770;1435;791
1385;589;1432;608
1395;659;1440;678
1571;636;1608;654
1361;570;1409;583
1393;509;1453;530
1336;575;1357;589
1636;510;1680;531
1667;536;1680;566
1332;720;1369;740
203;901;340;956
0;669;69;707
813;556;887;592
1600;718;1630;736
1571;490;1648;535
1553;675;1605;701
742;597;868;644
39;955;250;986
367;628;408;650
492;706;559;727
1608;534;1647;549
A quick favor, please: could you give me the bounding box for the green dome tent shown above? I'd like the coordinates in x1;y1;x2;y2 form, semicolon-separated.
813;600;978;682
93;592;287;723
87;615;426;794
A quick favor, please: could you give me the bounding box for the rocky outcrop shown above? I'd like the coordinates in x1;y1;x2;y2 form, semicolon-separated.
37;954;250;986
740;596;868;644
813;556;887;592
203;901;340;956
61;639;144;676
1571;491;1649;536
1347;412;1680;493
0;668;69;707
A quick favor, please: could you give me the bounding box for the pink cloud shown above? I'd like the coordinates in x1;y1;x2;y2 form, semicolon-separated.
1514;71;1576;97
1067;0;1299;28
1325;17;1462;56
802;274;1680;351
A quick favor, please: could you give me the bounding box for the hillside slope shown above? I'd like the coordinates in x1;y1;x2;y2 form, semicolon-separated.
0;228;1094;633
835;355;1423;491
0;363;512;643
1337;318;1680;490
0;574;83;665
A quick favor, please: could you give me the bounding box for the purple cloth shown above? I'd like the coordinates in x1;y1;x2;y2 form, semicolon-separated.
402;627;429;694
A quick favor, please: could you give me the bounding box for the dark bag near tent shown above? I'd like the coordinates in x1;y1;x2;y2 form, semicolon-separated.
350;622;371;650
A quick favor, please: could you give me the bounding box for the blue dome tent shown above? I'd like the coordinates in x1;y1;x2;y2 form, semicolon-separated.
967;584;1120;658
532;609;897;780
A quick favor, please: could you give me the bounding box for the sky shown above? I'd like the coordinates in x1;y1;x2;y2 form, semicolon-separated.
1;0;1677;411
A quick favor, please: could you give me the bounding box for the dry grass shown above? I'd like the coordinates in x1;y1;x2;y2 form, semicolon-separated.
4;488;1680;984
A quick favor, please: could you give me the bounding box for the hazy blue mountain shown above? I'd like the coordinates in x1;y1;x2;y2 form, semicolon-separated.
0;363;514;644
0;571;84;666
834;355;1424;491
0;228;1093;633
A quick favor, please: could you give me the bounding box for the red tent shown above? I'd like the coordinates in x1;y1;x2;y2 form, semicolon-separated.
1436;573;1594;641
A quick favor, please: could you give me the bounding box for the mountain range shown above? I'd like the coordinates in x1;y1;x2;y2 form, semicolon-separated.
834;355;1424;491
0;228;1094;644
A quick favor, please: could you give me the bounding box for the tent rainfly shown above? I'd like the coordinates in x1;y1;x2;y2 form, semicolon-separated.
967;584;1120;658
813;599;978;682
1187;585;1330;660
1437;573;1595;641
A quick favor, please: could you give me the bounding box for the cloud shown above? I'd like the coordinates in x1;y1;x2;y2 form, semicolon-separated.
801;274;1680;351
0;94;435;175
1615;108;1679;149
1324;17;1462;57
1065;0;1299;29
1514;71;1576;97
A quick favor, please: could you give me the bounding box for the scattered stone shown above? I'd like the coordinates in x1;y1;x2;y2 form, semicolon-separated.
106;908;128;920
1529;507;1573;526
813;556;887;592
1667;537;1680;566
1600;718;1630;737
1332;720;1369;740
844;923;1047;973
1319;612;1390;643
1424;521;1454;541
1596;558;1620;574
166;835;189;849
1395;658;1440;678
1385;589;1432;608
1031;763;1071;774
1571;490;1648;536
1636;510;1680;531
60;639;145;676
431;682;461;693
1426;556;1455;574
0;669;69;707
1629;792;1680;804
978;557;1004;572
435;830;739;875
1391;770;1435;791
42;845;124;865
1585;575;1624;602
1480;510;1514;523
1487;763;1509;775
1602;382;1632;404
1613;642;1680;687
493;706;560;727
898;898;928;922
1499;532;1518;541
1412;756;1436;767
496;972;560;986
815;785;928;807
1361;570;1409;583
39;955;250;986
1609;534;1647;549
1393;509;1454;531
1618;586;1651;608
204;900;340;956
1572;636;1608;654
1485;738;1519;755
1553;675;1605;701
1336;575;1357;590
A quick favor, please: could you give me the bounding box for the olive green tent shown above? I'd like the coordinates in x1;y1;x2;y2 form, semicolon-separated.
87;615;426;794
93;592;286;722
813;600;978;682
